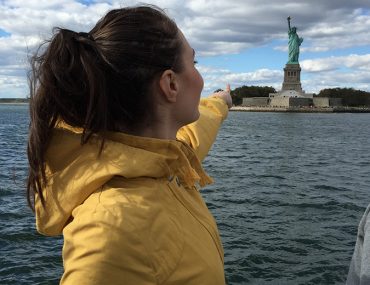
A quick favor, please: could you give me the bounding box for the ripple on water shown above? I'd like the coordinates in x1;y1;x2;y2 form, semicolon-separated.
2;108;370;284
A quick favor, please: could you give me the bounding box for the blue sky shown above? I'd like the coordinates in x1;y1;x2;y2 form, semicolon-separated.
0;0;369;98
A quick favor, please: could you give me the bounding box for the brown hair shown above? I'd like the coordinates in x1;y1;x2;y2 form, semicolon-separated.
27;5;183;210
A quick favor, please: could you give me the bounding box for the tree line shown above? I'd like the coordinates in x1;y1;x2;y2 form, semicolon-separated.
220;86;370;106
218;85;276;105
0;98;29;103
316;88;370;107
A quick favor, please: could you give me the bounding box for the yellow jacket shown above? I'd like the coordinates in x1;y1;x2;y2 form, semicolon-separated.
35;97;229;285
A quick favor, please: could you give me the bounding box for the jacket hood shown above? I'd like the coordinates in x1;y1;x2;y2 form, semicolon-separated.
35;123;213;236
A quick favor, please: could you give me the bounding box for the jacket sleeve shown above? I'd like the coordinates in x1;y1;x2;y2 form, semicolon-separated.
346;204;370;285
176;97;229;162
60;208;157;285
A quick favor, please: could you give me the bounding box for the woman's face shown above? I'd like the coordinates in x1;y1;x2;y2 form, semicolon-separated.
172;31;204;127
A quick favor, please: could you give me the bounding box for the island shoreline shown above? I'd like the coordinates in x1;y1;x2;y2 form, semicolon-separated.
230;106;370;113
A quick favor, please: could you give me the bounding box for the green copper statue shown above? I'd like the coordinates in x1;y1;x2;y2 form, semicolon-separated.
287;16;303;64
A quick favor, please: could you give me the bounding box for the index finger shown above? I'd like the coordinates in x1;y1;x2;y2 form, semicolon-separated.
225;83;231;92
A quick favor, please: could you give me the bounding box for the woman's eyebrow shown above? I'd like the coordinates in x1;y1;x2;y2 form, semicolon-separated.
192;49;195;57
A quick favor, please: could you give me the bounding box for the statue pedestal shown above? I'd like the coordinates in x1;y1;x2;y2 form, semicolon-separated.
268;63;314;107
282;63;302;92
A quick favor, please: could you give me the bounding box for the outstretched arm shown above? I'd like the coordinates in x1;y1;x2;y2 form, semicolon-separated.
287;16;291;32
177;85;232;162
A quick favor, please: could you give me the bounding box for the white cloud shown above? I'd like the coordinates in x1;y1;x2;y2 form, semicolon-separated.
0;0;370;97
198;66;282;96
301;69;370;94
301;54;370;72
198;53;370;96
0;75;28;98
2;0;369;56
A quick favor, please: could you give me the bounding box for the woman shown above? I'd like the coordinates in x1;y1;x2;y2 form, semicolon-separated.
27;5;232;285
346;203;370;284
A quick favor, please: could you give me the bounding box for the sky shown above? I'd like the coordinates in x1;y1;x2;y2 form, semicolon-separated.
0;0;370;98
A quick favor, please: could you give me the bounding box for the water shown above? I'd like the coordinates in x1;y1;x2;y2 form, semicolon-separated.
1;105;369;284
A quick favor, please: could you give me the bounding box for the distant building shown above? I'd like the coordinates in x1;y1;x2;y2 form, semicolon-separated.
242;17;341;108
241;63;342;108
242;97;270;106
312;97;342;107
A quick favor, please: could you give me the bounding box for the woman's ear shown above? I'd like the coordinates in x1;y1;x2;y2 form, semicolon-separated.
159;69;179;103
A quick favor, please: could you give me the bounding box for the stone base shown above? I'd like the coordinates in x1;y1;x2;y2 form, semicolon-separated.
269;90;313;98
282;64;302;92
270;97;312;107
313;97;342;107
241;97;342;108
242;97;269;107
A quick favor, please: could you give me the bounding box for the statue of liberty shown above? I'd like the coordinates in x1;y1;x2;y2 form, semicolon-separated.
287;16;303;63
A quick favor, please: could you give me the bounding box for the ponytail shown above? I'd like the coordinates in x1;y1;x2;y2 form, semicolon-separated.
27;28;107;209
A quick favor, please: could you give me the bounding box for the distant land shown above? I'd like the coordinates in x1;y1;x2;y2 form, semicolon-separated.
0;98;29;104
230;106;370;113
228;86;370;107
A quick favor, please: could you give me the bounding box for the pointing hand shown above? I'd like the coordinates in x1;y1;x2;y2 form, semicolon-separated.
209;84;232;109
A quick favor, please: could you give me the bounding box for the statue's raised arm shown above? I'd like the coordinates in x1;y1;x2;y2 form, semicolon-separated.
287;16;291;32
